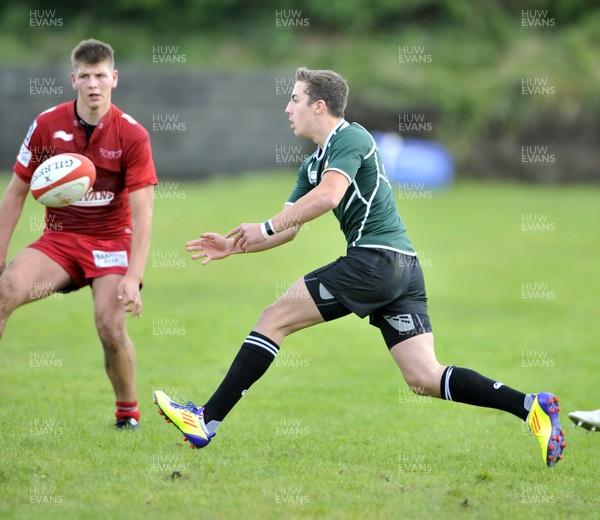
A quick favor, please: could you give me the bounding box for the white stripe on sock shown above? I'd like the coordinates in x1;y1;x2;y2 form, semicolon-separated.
444;366;454;401
245;335;278;358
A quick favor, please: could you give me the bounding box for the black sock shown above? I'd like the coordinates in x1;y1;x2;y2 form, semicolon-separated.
440;366;529;420
203;331;279;424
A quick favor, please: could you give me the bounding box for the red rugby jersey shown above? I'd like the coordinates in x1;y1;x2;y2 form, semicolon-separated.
14;101;157;239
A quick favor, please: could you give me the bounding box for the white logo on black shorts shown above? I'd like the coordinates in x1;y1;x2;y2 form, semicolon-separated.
318;283;335;300
384;314;415;332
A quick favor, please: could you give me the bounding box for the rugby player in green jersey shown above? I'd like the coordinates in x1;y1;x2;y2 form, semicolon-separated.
154;67;565;466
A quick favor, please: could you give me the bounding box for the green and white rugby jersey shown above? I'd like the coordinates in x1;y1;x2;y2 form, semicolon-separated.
286;120;415;254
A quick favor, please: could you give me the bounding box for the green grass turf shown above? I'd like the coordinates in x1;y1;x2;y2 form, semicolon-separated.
0;172;598;519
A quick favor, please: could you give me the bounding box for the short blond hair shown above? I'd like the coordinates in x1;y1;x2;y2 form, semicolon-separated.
71;39;115;70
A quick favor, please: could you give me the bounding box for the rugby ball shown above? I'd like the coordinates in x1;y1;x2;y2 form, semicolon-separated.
30;153;96;207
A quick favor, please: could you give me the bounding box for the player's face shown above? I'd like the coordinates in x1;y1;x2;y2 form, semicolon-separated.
71;61;118;113
285;81;317;139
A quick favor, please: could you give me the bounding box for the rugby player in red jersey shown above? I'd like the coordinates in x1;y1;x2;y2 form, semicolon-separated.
0;39;157;429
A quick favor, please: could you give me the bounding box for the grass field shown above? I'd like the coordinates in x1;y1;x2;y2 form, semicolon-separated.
0;172;598;519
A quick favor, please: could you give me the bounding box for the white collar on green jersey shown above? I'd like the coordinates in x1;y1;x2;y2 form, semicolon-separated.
316;119;349;160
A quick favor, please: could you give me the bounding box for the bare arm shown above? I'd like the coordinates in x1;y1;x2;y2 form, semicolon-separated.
187;205;300;265
118;184;154;316
227;170;350;251
0;173;30;273
271;170;350;232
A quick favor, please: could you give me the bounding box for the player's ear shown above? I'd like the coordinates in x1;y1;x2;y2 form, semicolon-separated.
112;69;119;88
70;71;77;90
315;99;327;115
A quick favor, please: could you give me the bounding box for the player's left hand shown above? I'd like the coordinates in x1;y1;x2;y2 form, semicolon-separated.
187;232;234;264
226;223;266;251
117;276;143;317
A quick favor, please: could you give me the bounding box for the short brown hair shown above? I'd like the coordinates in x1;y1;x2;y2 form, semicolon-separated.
71;39;115;70
295;67;349;118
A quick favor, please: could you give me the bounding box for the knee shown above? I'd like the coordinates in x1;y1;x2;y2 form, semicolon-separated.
0;275;19;317
256;302;277;325
404;368;444;398
254;303;289;343
96;317;127;352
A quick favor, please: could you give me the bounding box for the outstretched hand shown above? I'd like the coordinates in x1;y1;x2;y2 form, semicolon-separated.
226;223;265;252
186;232;234;265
